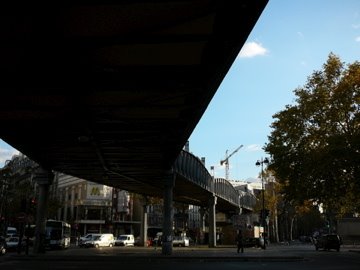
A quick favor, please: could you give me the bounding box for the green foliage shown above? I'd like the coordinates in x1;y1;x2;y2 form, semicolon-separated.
265;53;360;216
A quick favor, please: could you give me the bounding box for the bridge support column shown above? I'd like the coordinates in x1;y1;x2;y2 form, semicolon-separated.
199;207;207;244
162;171;175;255
140;196;148;247
208;194;217;248
33;167;53;254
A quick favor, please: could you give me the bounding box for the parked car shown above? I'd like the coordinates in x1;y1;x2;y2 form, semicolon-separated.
6;227;17;240
83;233;115;248
6;237;25;251
172;236;190;247
78;234;101;247
0;236;6;255
114;234;135;246
134;236;153;247
153;232;163;246
314;234;342;251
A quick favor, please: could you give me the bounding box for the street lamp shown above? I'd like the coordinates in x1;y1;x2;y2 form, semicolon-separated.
256;157;269;249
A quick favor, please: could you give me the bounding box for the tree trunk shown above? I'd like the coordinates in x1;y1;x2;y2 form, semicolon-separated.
290;215;296;241
274;206;279;243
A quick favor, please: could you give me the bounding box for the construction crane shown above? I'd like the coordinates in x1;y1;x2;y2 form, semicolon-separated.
220;145;243;180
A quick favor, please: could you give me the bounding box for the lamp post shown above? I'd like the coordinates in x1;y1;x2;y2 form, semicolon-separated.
256;157;269;249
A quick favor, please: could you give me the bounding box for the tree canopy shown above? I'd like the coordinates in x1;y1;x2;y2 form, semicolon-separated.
265;53;360;216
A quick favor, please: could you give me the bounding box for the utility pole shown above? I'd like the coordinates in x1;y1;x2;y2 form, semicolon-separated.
256;157;269;249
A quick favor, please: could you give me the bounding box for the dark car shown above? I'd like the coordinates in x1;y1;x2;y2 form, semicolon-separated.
0;236;7;255
314;234;342;251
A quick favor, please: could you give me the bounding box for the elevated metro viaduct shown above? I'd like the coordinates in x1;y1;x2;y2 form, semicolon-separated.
0;1;268;255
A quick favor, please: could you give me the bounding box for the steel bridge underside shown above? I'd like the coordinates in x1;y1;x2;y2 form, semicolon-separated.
0;1;268;211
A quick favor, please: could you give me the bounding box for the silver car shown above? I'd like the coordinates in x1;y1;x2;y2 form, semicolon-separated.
172;236;190;247
6;237;25;251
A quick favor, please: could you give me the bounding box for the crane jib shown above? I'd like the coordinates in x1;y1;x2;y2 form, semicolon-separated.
220;145;244;180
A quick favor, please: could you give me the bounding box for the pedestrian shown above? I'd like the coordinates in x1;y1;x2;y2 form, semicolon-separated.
236;230;244;253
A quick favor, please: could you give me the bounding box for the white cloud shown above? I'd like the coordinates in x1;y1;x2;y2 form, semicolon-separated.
246;144;262;152
352;24;360;29
355;36;360;42
300;60;307;66
245;177;261;183
238;42;268;58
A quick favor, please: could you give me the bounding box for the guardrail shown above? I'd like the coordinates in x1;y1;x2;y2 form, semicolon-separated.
174;150;239;207
173;150;213;192
214;177;239;206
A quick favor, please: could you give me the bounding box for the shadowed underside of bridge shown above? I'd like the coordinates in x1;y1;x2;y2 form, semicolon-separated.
0;1;268;208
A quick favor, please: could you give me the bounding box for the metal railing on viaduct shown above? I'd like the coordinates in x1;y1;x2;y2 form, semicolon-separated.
173;150;240;208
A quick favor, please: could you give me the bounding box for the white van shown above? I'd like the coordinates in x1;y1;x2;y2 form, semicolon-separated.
114;234;135;246
6;227;17;235
84;233;115;248
6;227;17;240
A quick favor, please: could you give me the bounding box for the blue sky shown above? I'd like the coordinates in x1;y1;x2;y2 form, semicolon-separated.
188;0;360;182
1;0;360;182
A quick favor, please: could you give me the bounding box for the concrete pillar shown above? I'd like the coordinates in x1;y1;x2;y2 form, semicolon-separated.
33;167;53;254
162;171;175;255
199;207;206;244
57;189;62;220
75;185;81;221
208;194;217;248
84;207;88;234
70;186;75;220
64;187;68;221
140;196;148;247
100;208;103;233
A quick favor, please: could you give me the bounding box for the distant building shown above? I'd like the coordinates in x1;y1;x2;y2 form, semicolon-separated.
2;154;260;245
54;173;113;235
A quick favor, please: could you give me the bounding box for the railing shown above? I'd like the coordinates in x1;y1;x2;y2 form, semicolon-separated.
174;150;239;207
239;191;256;211
173;150;213;192
214;177;239;206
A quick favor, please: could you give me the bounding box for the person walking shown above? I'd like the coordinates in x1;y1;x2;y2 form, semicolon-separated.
236;230;244;253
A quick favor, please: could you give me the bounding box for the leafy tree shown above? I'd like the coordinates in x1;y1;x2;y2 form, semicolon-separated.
265;53;360;216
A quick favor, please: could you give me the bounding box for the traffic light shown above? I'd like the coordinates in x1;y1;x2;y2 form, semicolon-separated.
29;197;37;213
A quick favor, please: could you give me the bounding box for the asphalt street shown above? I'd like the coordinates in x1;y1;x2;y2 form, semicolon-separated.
1;242;359;270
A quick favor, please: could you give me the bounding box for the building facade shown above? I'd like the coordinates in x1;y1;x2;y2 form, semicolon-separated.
2;154;257;245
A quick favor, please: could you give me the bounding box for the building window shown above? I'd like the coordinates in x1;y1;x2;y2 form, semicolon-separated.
74;207;78;220
87;209;101;220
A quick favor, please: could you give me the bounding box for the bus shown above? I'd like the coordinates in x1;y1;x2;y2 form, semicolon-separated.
45;220;71;249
